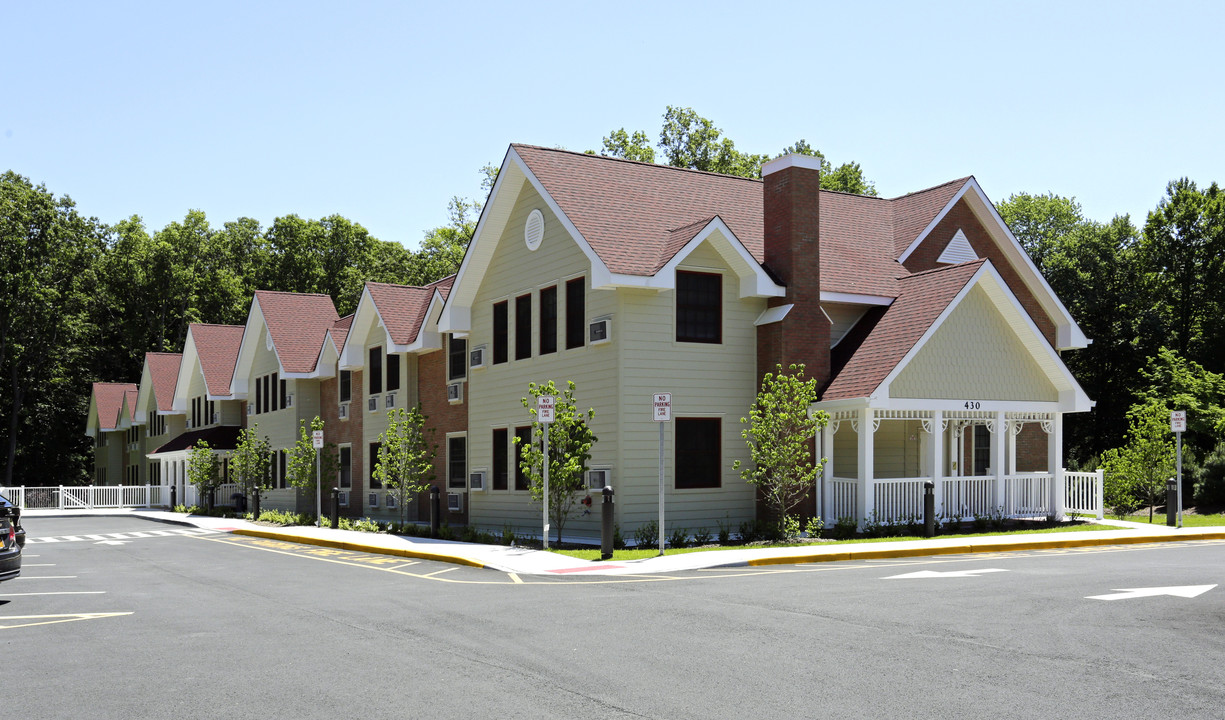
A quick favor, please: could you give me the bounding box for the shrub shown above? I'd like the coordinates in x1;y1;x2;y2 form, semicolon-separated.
612;523;625;550
1194;442;1225;508
633;521;658;549
717;517;733;545
692;527;712;546
831;516;858;540
668;527;688;549
803;516;824;538
502;524;519;546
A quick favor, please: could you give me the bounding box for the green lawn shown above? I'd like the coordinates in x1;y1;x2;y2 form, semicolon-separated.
1122;512;1225;527
550;522;1115;562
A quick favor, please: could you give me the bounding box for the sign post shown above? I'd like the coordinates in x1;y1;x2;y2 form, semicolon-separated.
538;395;555;548
653;393;671;556
312;429;324;528
1171;411;1185;529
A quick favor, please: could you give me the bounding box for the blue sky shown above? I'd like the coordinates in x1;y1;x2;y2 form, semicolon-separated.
4;0;1221;250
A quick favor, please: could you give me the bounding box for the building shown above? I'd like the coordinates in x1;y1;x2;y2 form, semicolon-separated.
87;144;1092;540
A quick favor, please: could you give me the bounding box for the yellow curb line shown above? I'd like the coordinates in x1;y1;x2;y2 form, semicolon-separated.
747;530;1225;567
231;528;485;569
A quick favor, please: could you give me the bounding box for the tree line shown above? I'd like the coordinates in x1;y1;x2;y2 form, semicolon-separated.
3;106;1222;509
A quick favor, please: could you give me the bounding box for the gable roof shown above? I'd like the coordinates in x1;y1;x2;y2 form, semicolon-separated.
189;324;245;397
366;283;438;345
148;425;244;455
823;261;985;401
252;290;340;373
441;143;1086;350
147;353;182;413
90;382;138;432
328;315;354;354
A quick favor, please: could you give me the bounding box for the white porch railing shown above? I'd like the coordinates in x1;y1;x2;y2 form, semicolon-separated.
4;485;171;510
941;477;994;520
830;477;858;520
873;477;927;521
1003;473;1053;518
1065;469;1104;520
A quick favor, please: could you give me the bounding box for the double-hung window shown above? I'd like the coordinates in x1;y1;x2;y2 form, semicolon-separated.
676;271;722;343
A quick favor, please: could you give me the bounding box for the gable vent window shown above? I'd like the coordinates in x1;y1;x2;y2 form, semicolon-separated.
937;229;978;265
524;209;544;251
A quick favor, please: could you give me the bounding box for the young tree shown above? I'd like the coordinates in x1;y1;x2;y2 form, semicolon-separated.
1101;402;1177;521
285;417;340;515
186;440;221;510
733;364;828;537
515;380;597;546
372;407;437;525
230;425;272;506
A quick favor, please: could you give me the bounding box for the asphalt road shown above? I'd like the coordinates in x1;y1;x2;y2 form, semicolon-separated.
6;517;1223;719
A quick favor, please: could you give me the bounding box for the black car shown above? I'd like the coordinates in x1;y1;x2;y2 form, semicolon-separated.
0;492;23;582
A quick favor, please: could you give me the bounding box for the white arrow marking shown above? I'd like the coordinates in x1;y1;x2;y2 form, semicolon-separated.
884;568;1010;579
1086;584;1217;601
94;540;129;546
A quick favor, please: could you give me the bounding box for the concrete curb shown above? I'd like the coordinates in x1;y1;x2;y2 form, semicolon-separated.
231;527;486;568
745;528;1225;567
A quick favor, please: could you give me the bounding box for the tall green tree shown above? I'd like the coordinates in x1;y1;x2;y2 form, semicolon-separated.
372;407;436;525
515;380;597;546
0;171;103;486
734;364;827;536
1139;179;1225;364
597;107;877;194
996;192;1087;274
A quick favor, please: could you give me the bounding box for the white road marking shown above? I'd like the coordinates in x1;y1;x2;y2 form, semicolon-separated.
884;568;1010;579
94;540;129;546
1087;584;1217;601
0;591;105;597
14;576;77;580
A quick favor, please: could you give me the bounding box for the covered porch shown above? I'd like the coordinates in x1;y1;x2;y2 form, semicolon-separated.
815;403;1095;526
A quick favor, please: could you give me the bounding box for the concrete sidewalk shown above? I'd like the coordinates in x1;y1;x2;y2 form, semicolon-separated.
24;508;1225;575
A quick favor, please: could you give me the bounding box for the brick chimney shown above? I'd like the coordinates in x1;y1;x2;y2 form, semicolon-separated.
758;154;829;387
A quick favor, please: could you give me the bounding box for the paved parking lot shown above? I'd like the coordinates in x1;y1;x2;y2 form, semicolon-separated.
6;516;1224;719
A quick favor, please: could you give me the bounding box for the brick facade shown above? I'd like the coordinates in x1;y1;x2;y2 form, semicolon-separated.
320;369;364;517
417;346;468;526
901;198;1057;348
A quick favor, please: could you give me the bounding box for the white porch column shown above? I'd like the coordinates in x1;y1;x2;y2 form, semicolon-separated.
992;411;1006;514
821;421;835;526
930;411;944;518
1047;413;1065;519
856;408;874;526
1007;420;1017;475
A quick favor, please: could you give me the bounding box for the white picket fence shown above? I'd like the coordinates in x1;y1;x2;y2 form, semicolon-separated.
1064;469;1104;520
1;484;246;511
827;469;1103;524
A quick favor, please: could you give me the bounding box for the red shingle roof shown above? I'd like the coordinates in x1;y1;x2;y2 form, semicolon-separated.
92;382;137;431
190;324;245;396
822;260;986;400
366;282;438;345
254;291;340;373
511;145;969;297
330;315;354;353
146;353;182;412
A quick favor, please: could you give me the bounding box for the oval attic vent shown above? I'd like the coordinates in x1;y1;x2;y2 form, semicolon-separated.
525;209;544;251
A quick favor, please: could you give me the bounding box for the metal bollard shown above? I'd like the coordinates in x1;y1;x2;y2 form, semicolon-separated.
924;480;935;538
252;489;260;520
170;485;177;509
1167;478;1178;527
430;485;441;538
330;487;340;529
601;485;615;560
